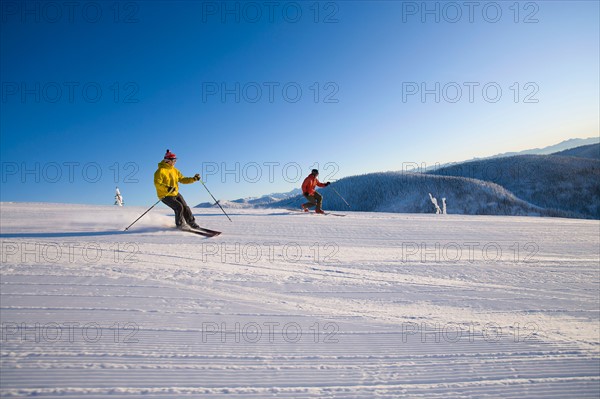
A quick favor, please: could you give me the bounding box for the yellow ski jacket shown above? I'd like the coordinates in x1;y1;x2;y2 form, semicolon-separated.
154;161;196;198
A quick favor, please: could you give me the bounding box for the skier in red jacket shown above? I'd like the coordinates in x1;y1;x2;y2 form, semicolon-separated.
301;169;330;214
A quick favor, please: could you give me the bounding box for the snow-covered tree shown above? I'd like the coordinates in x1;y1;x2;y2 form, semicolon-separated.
114;187;124;206
429;193;441;214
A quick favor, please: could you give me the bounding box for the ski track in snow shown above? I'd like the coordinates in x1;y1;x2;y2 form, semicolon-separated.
0;202;598;398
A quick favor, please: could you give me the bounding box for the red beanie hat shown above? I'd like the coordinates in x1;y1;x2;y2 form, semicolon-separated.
164;149;177;160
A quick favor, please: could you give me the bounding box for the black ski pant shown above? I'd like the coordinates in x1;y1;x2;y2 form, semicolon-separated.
161;194;196;227
303;192;323;211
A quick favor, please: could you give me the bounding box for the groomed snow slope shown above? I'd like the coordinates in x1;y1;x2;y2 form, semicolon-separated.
1;202;599;398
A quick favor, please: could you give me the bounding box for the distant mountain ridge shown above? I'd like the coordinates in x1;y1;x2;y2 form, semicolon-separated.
552;143;600;160
196;188;301;208
424;137;600;171
487;137;599;158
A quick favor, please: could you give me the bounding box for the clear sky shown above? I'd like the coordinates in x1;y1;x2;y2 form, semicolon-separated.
1;0;598;206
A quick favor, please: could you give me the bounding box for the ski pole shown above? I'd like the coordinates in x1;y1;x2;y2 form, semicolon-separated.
124;197;165;231
330;185;351;208
199;179;233;222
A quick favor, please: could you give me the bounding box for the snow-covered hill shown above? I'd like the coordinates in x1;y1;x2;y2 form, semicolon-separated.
552;143;600;160
1;202;599;397
196;141;600;220
270;172;571;217
265;152;599;219
431;154;600;219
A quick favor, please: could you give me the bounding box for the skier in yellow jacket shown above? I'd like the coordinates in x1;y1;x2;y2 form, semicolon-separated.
154;149;202;229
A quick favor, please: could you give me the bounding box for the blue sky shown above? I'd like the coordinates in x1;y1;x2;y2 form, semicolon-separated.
1;0;598;206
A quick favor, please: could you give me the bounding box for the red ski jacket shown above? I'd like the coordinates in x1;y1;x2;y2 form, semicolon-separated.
302;174;326;195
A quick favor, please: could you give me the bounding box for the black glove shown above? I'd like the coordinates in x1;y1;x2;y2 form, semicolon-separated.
167;186;176;193
303;192;309;196
193;174;201;181
325;182;331;186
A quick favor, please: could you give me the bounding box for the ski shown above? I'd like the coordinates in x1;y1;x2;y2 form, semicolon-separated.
285;208;346;217
193;226;222;235
178;226;221;237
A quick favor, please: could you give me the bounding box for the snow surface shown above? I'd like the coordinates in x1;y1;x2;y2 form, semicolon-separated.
1;202;599;398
